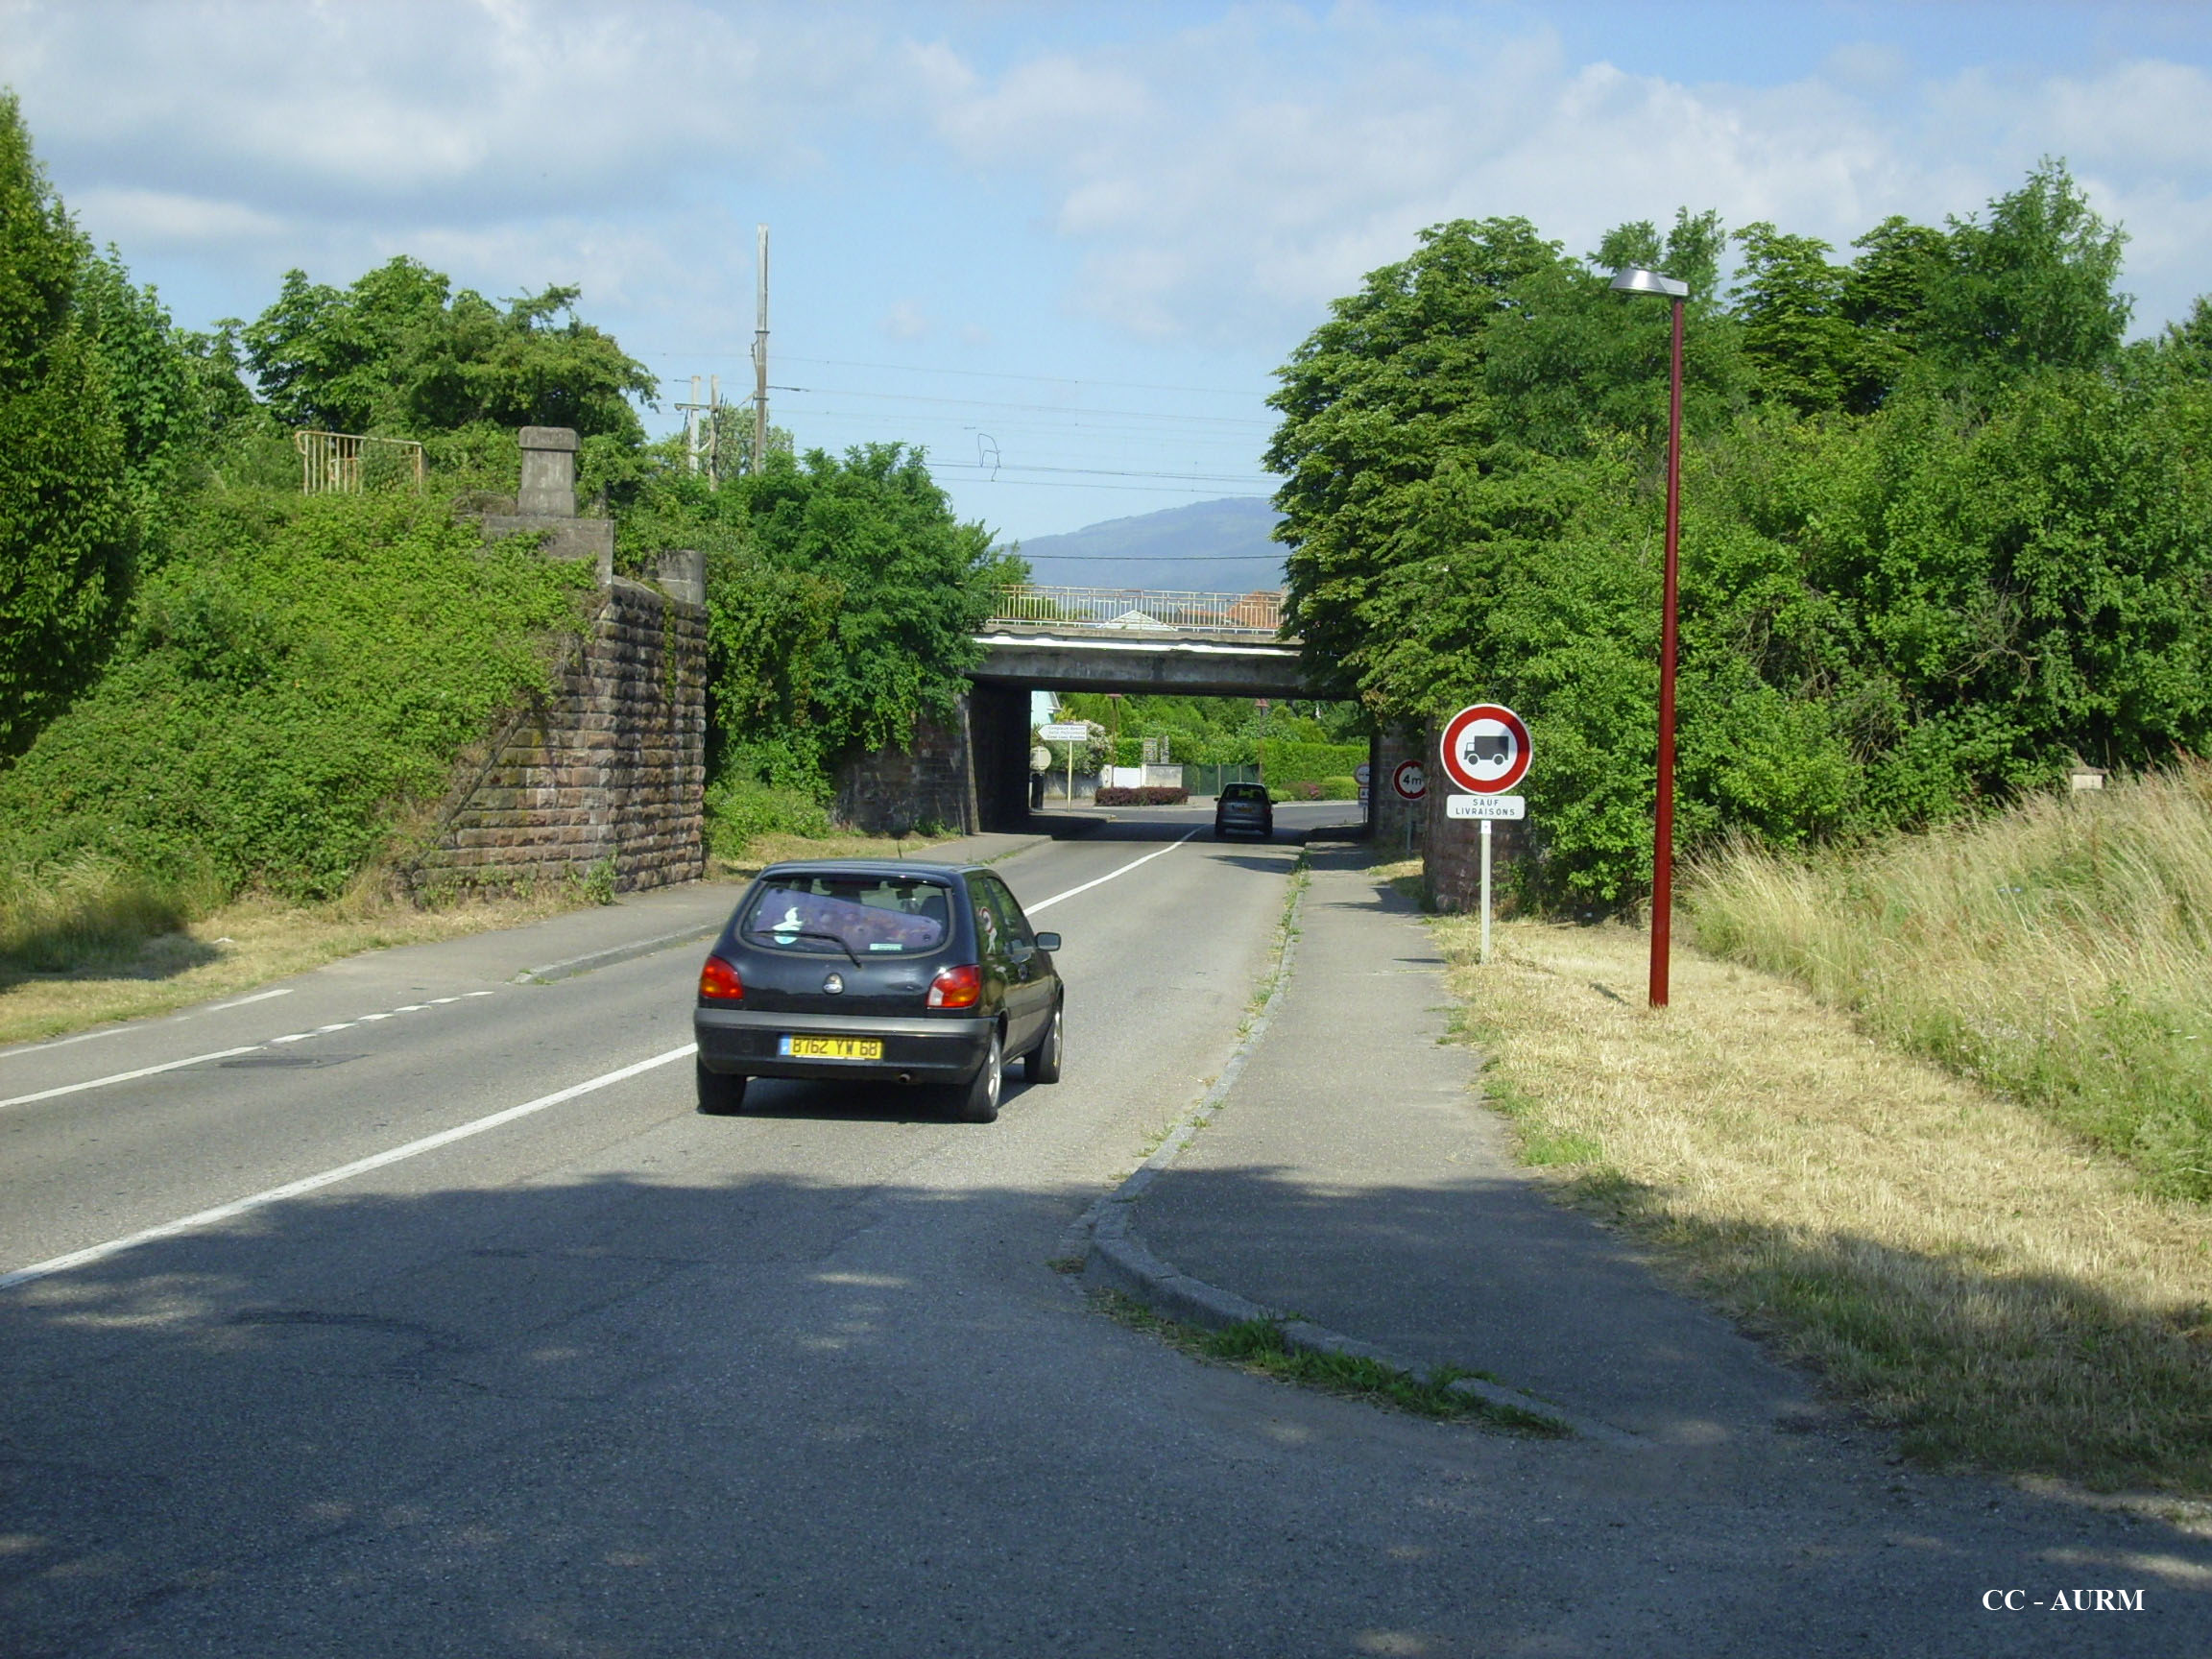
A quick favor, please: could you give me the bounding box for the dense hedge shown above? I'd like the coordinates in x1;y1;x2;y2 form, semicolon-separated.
1094;785;1190;805
0;491;595;899
1270;168;2212;904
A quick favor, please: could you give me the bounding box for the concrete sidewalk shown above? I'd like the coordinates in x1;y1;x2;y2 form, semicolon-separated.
1101;845;1812;1444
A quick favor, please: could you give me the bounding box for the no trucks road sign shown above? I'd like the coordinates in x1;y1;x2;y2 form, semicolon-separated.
1439;704;1531;795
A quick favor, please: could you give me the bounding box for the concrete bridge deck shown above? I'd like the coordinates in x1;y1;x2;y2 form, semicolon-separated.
973;585;1307;699
842;586;1321;835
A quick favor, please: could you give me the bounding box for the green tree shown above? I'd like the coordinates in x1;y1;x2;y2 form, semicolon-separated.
1924;160;2131;390
0;91;135;758
1732;223;1851;413
630;443;1022;794
239;256;655;442
1839;215;1948;410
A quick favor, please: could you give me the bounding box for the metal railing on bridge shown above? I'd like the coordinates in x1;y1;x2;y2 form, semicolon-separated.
986;585;1285;637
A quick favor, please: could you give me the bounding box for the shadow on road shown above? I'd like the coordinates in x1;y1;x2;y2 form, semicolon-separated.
6;1146;2210;1653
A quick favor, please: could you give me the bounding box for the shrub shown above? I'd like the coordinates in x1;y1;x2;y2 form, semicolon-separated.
0;489;595;901
703;774;833;856
1094;785;1189;806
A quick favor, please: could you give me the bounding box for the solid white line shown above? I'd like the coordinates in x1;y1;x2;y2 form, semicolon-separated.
1026;831;1197;914
0;1043;699;1292
0;1024;131;1062
0;1046;268;1111
205;988;296;1013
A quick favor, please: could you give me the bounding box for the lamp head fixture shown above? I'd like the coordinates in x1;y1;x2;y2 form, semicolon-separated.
1610;266;1691;299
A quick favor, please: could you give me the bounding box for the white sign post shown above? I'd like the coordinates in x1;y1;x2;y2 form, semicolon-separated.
1439;705;1533;965
1041;722;1089;802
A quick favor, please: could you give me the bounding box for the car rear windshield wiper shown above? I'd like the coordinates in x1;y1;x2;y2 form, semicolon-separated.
746;926;863;967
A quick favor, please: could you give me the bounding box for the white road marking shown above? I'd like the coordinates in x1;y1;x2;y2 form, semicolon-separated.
206;988;296;1013
0;1047;267;1110
0;1024;130;1062
1026;831;1198;914
0;1044;699;1292
0;991;500;1110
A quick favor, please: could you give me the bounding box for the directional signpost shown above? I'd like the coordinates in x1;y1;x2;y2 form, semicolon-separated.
1438;704;1531;964
1041;722;1090;804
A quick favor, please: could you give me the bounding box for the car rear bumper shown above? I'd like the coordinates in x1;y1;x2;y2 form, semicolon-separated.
694;1007;996;1086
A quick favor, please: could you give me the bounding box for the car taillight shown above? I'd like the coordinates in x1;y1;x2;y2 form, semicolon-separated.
698;954;744;1002
927;963;981;1009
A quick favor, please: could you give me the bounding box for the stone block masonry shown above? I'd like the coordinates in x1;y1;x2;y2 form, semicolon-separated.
833;703;978;837
406;579;708;896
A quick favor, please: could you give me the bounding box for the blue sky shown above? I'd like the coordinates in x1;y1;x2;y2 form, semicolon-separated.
7;1;2212;545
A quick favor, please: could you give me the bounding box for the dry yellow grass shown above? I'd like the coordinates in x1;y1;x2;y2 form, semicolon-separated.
0;883;603;1048
0;827;968;1052
1687;763;2212;1201
1429;907;2212;1494
710;826;966;878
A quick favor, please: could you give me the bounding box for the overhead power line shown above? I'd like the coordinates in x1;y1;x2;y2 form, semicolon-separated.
770;384;1270;427
641;349;1264;398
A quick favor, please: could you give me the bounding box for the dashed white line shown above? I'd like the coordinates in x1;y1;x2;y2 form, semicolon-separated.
0;1044;699;1291
0;991;501;1111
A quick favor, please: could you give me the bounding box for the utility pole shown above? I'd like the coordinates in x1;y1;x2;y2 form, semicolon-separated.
752;224;770;475
685;375;702;476
709;373;720;489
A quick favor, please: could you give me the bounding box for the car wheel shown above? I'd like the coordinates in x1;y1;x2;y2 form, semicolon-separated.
696;1058;749;1116
1026;1000;1064;1084
952;1028;1003;1123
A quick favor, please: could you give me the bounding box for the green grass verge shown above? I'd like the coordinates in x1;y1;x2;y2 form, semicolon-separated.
1095;1289;1569;1436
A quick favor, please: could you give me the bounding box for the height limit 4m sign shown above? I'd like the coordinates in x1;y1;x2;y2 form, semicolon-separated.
1439;704;1531;795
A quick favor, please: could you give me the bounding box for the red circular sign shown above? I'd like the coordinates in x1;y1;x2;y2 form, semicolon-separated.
1390;759;1427;801
1439;704;1531;794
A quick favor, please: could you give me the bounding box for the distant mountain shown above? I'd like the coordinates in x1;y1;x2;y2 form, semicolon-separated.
1004;497;1285;592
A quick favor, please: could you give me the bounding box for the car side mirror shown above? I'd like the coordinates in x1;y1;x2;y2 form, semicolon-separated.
1033;932;1061;952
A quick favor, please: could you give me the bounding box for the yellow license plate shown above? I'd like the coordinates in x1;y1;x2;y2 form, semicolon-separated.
781;1036;883;1060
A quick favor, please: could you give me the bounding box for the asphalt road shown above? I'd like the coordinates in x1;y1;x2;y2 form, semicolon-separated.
2;803;2196;1656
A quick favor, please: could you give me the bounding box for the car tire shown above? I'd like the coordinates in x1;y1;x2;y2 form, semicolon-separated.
1026;1000;1064;1084
696;1058;749;1116
952;1029;1003;1123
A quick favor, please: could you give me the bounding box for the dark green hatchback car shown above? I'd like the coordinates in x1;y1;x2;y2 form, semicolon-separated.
693;861;1063;1123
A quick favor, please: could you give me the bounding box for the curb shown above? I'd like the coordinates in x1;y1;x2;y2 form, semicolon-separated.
1068;860;1641;1449
515;922;723;985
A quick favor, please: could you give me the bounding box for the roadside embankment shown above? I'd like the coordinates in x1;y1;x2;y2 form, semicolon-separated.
1684;763;2212;1205
0;824;1020;1050
1429;891;2212;1498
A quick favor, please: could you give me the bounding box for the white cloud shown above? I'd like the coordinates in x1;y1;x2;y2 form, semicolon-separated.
881;299;930;340
901;13;2212;340
70;187;287;250
9;0;2212;358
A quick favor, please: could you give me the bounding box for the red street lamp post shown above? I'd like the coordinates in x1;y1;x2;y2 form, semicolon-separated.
1611;265;1691;1009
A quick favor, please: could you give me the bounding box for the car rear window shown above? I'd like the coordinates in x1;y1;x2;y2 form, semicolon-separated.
1222;784;1267;801
741;875;953;956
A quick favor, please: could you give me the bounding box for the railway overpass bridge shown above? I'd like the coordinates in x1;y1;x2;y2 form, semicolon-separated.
838;586;1323;833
